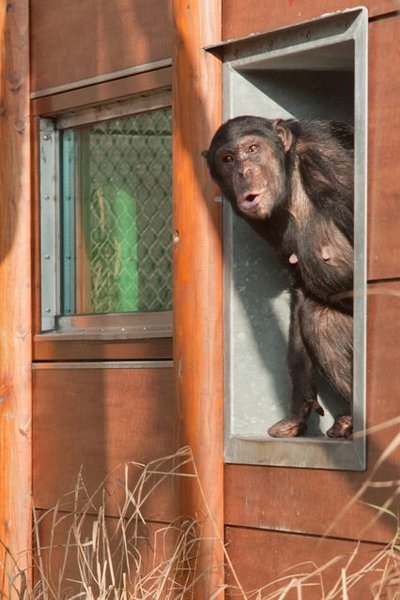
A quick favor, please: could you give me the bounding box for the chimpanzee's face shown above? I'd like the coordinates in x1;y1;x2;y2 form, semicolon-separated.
208;133;289;220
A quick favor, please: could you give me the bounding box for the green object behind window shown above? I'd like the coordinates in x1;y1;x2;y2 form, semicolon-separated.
60;108;172;315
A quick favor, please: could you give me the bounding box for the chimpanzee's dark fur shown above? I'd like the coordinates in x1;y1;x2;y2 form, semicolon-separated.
204;116;354;438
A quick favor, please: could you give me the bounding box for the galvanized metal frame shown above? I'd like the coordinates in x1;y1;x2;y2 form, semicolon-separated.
60;129;76;316
40;118;60;331
39;92;173;338
209;8;368;470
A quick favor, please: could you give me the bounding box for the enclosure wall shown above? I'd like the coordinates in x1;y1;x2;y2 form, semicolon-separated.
29;0;179;593
221;1;400;594
3;0;399;596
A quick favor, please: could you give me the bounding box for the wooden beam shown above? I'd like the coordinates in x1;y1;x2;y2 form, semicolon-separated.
172;1;224;598
0;0;32;592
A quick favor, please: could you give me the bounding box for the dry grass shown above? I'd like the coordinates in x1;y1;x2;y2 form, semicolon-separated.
0;443;400;599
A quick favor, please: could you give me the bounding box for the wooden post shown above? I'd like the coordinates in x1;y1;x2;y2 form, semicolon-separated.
172;0;224;597
0;0;32;592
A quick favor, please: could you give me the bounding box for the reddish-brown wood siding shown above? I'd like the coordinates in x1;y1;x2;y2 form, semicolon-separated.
225;526;388;599
368;16;400;280
33;365;177;519
222;0;397;40
30;0;172;93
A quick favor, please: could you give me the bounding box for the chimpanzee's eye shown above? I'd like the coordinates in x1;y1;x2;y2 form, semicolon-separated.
223;154;234;163
248;144;259;153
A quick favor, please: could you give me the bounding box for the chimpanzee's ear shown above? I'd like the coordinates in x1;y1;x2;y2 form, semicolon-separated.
274;119;293;152
201;150;209;159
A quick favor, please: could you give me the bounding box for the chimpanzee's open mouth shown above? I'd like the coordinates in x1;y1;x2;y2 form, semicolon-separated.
238;192;262;209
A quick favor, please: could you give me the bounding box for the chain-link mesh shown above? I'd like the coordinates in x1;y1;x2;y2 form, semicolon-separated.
64;108;172;315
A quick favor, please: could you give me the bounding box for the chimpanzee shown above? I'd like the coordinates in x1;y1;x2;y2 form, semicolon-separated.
203;116;354;438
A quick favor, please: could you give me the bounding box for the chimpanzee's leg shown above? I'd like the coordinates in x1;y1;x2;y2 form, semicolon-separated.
299;296;353;438
268;288;324;438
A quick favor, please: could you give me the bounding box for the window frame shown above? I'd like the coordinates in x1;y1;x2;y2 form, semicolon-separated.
39;89;173;340
207;8;368;470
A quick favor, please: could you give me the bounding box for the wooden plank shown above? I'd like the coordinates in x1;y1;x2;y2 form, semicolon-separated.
33;336;172;361
0;0;32;583
172;0;224;598
30;0;172;93
225;526;389;599
34;510;180;597
31;68;172;117
32;366;178;521
224;282;400;544
367;16;400;280
222;0;397;40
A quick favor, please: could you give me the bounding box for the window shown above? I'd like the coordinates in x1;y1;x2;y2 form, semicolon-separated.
208;8;368;469
40;94;173;337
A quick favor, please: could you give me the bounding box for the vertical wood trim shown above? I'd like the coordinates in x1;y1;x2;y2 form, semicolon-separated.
76;130;92;313
172;1;224;598
0;0;32;582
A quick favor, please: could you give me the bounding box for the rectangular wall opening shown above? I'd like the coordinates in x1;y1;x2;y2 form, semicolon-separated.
208;8;368;469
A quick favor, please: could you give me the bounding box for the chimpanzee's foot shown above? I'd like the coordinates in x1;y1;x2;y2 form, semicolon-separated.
268;399;325;438
326;415;352;438
268;415;307;438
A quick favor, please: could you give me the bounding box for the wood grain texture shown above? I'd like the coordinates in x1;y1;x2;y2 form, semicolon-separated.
33;366;178;520
368;16;400;280
0;0;32;578
172;0;224;597
222;0;398;40
225;526;388;599
30;0;172;93
225;282;400;544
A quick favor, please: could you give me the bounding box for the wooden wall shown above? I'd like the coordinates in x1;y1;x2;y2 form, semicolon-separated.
29;1;177;594
30;0;172;94
32;365;177;518
32;364;178;591
222;0;398;38
26;0;400;597
221;0;400;595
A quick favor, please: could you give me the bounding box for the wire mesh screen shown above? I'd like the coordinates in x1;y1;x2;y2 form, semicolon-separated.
61;107;172;315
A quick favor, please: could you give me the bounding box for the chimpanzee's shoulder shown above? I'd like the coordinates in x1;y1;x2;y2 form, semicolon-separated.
288;119;353;150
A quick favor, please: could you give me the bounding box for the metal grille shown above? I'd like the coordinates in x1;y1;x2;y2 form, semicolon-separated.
62;107;172;315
